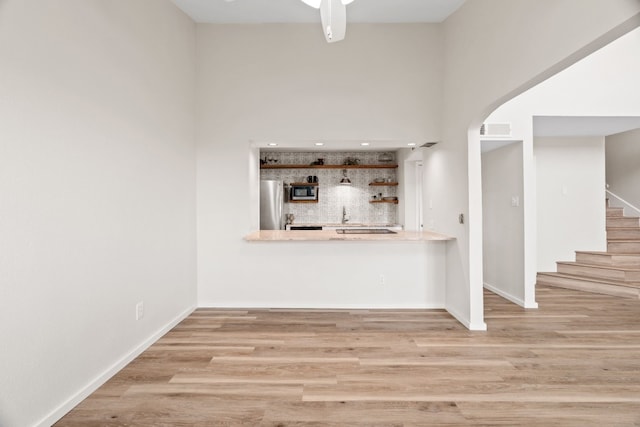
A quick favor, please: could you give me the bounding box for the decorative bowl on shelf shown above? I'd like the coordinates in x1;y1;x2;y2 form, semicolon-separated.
343;157;360;165
373;178;386;183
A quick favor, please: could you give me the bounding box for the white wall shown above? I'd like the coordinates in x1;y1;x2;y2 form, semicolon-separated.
0;1;197;426
606;128;640;210
196;24;444;308
535;137;607;271
482;142;525;306
428;0;639;329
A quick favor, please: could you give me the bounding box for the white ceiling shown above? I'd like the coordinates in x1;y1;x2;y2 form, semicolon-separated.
172;0;466;24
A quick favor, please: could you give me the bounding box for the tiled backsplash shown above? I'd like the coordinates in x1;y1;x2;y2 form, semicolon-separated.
260;151;398;225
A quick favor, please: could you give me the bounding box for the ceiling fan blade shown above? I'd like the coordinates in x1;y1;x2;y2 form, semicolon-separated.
320;0;346;43
225;0;351;43
300;0;322;8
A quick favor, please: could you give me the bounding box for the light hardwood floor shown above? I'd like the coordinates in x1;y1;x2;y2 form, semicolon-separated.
56;286;640;426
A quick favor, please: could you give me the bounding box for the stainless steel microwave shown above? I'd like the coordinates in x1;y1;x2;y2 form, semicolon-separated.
290;184;318;201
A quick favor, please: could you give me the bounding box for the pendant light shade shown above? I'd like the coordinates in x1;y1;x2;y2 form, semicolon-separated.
339;169;351;185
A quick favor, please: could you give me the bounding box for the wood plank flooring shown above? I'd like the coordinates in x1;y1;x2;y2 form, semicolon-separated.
56;286;640;426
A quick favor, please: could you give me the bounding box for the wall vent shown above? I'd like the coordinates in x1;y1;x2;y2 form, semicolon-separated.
480;123;511;137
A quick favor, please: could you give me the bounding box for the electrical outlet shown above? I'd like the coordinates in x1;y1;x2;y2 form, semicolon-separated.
379;274;385;285
136;301;144;320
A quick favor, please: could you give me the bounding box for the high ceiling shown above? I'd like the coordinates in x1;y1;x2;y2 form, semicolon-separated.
172;0;466;24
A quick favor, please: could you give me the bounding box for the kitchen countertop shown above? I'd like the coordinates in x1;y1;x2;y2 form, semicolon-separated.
244;230;454;242
287;223;399;227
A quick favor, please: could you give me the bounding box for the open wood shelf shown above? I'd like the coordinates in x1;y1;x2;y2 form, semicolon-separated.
370;199;399;204
290;182;319;186
369;182;399;186
261;164;398;170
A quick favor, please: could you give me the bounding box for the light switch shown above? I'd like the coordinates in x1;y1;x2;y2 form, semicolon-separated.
511;196;520;207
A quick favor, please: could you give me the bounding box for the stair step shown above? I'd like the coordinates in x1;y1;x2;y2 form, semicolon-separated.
537;272;640;299
608;228;640;239
606;207;625;217
575;251;640;267
607;217;640;228
608;240;640;254
556;261;640;282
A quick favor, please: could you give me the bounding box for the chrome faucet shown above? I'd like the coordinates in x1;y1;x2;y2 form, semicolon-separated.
342;206;349;224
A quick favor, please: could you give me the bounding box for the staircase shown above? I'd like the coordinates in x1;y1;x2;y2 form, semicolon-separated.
537;205;640;299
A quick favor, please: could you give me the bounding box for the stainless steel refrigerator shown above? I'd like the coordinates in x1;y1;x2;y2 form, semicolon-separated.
260;180;284;230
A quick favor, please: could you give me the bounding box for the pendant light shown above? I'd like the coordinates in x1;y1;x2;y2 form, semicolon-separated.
339;169;351;185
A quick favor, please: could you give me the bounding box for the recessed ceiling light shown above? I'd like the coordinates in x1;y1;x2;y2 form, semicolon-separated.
267;143;278;146
407;143;417;147
360;142;370;146
315;142;324;146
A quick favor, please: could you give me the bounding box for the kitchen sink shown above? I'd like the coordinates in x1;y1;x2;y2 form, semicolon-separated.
335;229;397;234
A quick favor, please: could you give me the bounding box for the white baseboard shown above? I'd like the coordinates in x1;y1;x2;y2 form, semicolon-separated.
199;302;486;331
484;282;525;307
484;282;538;308
37;305;196;427
198;302;446;309
446;305;487;331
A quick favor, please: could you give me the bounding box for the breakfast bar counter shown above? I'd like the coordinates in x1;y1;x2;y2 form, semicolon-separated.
240;229;451;311
244;229;454;242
